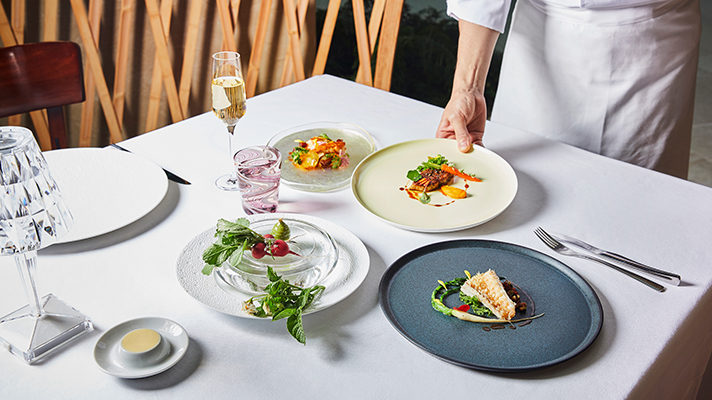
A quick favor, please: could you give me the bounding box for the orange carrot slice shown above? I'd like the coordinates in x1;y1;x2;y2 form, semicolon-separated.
441;164;482;182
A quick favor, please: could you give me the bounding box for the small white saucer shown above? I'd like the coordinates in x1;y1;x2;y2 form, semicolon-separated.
94;317;189;379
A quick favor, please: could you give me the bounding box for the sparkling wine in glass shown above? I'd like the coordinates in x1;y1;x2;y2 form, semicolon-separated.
212;51;247;190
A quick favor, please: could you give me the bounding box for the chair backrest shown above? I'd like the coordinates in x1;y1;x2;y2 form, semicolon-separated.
0;42;85;149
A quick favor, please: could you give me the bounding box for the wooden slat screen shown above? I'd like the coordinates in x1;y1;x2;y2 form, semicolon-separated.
0;0;401;150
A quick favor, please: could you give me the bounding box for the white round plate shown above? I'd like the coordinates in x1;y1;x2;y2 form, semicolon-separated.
44;148;168;243
266;122;375;192
351;139;518;232
176;213;370;318
94;317;189;379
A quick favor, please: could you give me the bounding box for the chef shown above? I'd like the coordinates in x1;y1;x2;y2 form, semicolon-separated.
435;0;701;179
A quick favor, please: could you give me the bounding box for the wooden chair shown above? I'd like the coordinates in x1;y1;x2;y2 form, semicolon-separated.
0;42;85;150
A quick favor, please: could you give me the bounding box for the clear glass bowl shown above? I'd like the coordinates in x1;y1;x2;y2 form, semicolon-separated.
215;217;339;294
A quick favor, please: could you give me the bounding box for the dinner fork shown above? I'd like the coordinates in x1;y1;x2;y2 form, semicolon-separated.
534;227;665;292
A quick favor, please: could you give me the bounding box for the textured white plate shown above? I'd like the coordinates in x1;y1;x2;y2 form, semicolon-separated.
176;213;370;318
44;148;168;243
352;139;518;232
94;317;189;379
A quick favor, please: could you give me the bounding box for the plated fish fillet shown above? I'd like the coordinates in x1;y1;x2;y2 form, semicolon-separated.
409;168;453;192
460;270;517;320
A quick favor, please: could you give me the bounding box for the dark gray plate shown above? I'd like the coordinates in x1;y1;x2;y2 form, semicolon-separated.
379;240;603;372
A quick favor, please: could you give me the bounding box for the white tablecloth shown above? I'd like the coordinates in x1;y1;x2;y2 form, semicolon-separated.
2;75;712;399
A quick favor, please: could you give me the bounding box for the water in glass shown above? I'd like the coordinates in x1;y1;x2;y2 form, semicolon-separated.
234;146;281;214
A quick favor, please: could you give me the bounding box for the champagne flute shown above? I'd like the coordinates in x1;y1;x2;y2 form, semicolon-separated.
211;51;247;190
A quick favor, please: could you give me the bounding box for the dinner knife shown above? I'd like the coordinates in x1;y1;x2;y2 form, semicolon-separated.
551;232;681;286
109;143;191;185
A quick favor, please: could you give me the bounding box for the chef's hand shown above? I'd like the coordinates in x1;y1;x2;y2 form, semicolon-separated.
435;87;487;153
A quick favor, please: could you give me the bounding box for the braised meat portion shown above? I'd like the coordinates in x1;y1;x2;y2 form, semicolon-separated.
409;168;453;192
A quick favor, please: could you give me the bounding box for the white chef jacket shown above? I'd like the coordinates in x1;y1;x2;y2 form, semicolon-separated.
446;0;680;32
446;0;701;178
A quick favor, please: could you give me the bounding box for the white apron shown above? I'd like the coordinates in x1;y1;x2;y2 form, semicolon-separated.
490;0;701;178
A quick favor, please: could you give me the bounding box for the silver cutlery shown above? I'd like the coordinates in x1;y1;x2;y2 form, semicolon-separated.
109;143;191;185
551;232;681;286
534;227;665;292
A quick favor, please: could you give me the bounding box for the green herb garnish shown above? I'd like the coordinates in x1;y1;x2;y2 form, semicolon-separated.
406;154;449;182
406;169;422;181
459;291;494;317
432;277;491;317
245;267;325;344
324;153;341;169
202;218;295;275
202;218;264;275
290;146;308;165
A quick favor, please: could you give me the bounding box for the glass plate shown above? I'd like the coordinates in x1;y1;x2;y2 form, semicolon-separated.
267;122;375;192
380;240;603;372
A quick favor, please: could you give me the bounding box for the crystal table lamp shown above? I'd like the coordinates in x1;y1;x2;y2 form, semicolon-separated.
0;126;92;364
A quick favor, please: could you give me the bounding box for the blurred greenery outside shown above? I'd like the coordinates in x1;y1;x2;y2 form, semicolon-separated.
315;0;512;115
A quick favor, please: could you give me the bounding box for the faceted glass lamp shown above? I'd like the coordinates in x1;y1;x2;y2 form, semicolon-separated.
0;126;92;364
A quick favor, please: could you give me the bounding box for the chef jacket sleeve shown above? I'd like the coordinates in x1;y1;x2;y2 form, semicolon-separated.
446;0;512;33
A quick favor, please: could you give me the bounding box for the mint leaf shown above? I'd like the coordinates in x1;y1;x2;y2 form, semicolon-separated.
273;308;298;320
242;267;324;344
202;243;233;265
216;218;250;233
296;288;312;308
286;313;306;344
267;267;280;282
227;240;249;266
202;218;267;276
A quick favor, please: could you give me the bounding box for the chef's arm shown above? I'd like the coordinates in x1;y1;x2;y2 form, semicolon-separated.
436;20;499;152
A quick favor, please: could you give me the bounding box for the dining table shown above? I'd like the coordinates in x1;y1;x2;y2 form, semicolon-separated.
2;74;712;399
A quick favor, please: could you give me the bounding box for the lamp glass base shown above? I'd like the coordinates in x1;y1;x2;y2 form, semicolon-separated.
0;293;92;364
